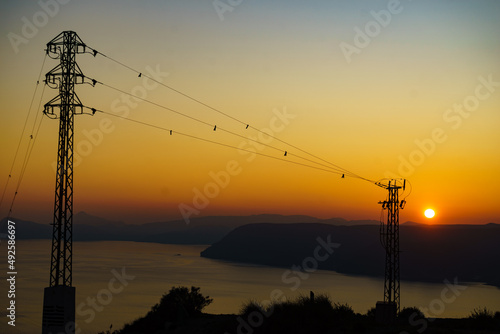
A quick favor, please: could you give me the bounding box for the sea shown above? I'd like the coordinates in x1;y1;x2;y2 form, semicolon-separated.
1;240;499;334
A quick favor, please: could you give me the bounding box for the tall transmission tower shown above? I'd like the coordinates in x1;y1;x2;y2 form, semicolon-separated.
375;179;406;323
41;31;92;334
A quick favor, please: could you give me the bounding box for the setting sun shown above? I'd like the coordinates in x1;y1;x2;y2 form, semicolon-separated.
424;209;436;219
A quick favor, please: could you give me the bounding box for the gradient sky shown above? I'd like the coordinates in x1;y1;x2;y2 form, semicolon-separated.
1;0;499;225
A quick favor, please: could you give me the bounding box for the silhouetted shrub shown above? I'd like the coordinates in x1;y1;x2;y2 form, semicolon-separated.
237;294;339;334
365;306;376;318
119;286;213;333
266;294;336;334
468;307;496;330
155;286;213;317
240;299;266;317
296;294;334;316
399;306;426;322
331;302;355;320
469;307;494;320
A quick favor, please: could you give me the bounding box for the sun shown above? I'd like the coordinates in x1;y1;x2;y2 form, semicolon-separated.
424;209;435;219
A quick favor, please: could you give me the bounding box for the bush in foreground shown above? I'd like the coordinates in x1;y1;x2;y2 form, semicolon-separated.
468;307;497;329
399;306;426;322
116;286;213;333
238;294;362;334
469;307;494;320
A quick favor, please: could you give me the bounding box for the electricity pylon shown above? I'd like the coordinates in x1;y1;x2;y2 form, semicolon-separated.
376;178;406;322
42;31;93;334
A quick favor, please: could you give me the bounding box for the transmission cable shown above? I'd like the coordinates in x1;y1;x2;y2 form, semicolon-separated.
87;48;375;183
89;77;359;177
1;55;47;212
88;106;349;177
7;85;47;218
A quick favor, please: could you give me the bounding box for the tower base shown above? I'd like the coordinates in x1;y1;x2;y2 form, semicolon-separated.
42;286;76;334
375;301;397;324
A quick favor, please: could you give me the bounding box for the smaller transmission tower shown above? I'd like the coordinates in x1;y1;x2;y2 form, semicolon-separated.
375;179;406;323
42;31;93;334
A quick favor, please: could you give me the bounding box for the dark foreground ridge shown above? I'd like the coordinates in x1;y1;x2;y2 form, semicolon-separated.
201;223;500;287
99;286;500;334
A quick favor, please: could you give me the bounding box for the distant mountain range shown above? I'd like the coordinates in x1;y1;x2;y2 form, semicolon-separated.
2;213;499;287
201;222;500;288
0;212;383;244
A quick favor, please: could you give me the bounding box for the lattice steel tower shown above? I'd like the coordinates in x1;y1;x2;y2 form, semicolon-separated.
376;179;406;322
42;31;91;334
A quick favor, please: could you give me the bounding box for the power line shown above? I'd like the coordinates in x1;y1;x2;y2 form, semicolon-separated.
7;86;47;218
18;84;47;188
88;48;375;184
89;107;350;177
89;77;361;177
1;55;47;212
8;116;45;218
2;40;379;218
95;50;250;127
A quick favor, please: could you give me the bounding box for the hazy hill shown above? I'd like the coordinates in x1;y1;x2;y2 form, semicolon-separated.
0;217;51;239
0;213;379;244
2;215;499;286
74;211;126;227
201;223;500;287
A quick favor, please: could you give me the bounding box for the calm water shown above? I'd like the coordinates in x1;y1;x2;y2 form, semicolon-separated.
1;239;499;334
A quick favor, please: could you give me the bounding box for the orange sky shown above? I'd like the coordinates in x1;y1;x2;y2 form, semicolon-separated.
0;0;499;225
